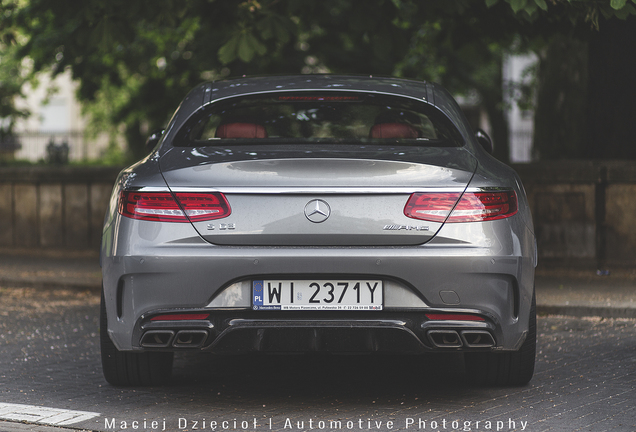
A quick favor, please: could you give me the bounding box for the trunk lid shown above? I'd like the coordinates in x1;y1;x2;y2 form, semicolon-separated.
159;146;477;246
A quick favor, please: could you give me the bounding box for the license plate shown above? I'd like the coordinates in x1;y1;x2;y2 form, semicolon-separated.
252;280;383;310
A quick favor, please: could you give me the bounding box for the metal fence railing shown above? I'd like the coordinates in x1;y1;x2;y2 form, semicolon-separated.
12;130;88;162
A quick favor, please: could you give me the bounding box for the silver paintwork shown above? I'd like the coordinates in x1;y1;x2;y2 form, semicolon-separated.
101;75;535;356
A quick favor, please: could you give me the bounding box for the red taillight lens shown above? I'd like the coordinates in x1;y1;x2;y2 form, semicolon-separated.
119;192;185;222
174;192;231;222
404;193;461;223
119;191;231;222
404;191;517;223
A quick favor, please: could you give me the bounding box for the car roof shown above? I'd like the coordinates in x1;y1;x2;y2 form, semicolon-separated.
201;75;434;104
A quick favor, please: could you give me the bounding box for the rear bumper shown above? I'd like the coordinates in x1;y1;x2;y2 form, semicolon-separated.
133;309;504;355
102;241;534;353
102;206;535;352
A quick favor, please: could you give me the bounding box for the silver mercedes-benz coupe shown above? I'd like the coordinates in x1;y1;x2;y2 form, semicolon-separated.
100;75;536;387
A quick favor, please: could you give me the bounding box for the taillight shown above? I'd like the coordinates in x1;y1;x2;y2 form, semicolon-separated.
119;191;231;222
404;191;517;223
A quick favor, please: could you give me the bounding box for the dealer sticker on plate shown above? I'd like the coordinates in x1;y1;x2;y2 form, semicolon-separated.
252;280;383;310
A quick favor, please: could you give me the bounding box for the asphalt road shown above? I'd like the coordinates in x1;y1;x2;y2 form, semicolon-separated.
1;286;635;432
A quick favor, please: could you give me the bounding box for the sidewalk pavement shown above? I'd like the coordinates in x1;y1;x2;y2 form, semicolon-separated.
0;248;101;292
1;248;635;319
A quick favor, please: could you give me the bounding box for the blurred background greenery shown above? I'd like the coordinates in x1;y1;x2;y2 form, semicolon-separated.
0;0;635;166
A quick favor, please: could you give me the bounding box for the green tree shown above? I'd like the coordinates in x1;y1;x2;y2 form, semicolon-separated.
532;35;588;160
0;20;29;148
2;0;307;159
1;0;635;161
584;15;636;159
390;1;532;162
493;0;636;160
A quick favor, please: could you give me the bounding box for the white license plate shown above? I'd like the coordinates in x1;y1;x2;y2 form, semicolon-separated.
252;280;383;310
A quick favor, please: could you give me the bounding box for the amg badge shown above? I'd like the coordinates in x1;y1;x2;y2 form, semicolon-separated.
383;224;429;231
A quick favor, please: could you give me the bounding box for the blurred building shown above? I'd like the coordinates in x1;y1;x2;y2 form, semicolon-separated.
503;53;537;163
12;69;111;163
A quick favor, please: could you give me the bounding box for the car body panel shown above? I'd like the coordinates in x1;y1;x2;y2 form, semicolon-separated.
158;154;478;246
159;152;477;188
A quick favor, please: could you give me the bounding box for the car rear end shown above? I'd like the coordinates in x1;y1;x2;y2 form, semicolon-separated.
100;77;536;386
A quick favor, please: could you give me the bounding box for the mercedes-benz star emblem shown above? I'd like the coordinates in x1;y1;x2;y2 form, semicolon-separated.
304;199;331;223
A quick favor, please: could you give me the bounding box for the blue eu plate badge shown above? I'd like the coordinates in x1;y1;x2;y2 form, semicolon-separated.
253;280;263;309
252;280;283;310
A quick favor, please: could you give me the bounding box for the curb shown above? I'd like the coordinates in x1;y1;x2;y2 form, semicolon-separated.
0;420;95;432
0;277;101;292
537;304;636;319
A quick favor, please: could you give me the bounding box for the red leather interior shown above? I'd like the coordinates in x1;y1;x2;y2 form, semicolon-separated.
369;123;419;139
215;123;268;138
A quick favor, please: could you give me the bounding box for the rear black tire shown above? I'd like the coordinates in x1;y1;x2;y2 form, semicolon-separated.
100;290;173;386
464;293;536;386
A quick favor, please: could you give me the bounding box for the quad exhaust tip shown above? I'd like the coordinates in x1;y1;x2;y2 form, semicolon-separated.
427;330;495;349
172;330;208;348
140;330;209;348
460;330;495;348
140;330;175;348
427;330;463;348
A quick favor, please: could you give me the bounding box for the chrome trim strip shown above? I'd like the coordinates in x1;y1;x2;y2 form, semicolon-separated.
126;186;172;192
129;186;513;195
165;187;473;194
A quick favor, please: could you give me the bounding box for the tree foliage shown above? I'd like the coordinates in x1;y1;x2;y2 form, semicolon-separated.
495;0;636;23
0;38;29;153
1;0;635;160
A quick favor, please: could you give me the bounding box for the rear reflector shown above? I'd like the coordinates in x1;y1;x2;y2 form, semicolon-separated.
404;191;517;223
119;191;231;222
150;314;210;321
425;313;485;322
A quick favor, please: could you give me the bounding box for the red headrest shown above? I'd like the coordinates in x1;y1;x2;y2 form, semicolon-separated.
215;123;268;138
369;123;419;139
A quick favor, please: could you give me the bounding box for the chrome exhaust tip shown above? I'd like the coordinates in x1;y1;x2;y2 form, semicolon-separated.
172;330;208;348
460;330;495;348
427;330;463;348
140;330;175;348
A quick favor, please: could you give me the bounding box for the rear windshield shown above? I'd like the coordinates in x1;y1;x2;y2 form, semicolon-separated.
176;92;464;147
